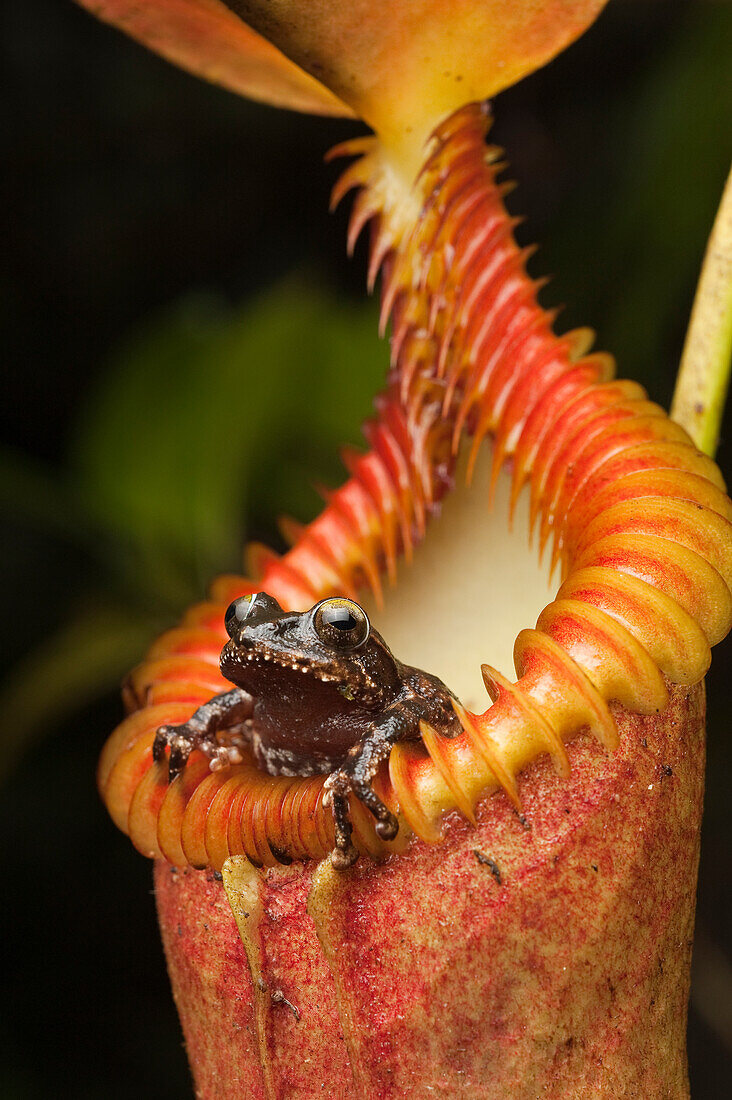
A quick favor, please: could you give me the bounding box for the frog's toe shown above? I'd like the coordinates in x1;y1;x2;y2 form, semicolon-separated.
330;841;359;870
168;733;194;780
374;813;399;841
153;723;195;781
208;743;244;771
152;724;171;763
348;775;400;840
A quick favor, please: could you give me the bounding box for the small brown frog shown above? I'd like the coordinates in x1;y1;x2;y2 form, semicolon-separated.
153;592;461;867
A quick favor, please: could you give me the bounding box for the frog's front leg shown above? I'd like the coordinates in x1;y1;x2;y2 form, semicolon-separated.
324;708;417;869
153;688;253;780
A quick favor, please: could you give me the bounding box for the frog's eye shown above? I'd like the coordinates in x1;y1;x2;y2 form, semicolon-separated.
313;598;370;649
224;594;256;637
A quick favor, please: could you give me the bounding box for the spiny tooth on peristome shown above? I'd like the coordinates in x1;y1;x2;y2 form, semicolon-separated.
361;445;553;713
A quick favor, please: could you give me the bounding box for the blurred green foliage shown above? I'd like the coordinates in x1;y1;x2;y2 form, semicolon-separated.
0;281;384;778
542;5;732;394
73;281;383;597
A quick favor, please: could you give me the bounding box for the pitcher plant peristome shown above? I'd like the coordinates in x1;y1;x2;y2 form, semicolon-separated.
77;1;729;1096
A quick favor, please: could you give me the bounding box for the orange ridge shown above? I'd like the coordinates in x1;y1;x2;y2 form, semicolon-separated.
99;103;731;869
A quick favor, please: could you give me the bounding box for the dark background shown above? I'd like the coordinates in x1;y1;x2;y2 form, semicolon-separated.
1;1;731;1095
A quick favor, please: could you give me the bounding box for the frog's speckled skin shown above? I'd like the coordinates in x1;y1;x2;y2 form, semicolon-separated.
153;593;460;867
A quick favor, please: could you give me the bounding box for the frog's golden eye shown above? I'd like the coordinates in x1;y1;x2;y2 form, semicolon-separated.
313;598;370;649
224;594;256;637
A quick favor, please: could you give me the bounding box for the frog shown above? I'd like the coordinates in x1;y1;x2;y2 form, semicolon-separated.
152;591;462;868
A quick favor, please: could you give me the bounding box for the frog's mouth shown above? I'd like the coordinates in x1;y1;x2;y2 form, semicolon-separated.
220;638;381;705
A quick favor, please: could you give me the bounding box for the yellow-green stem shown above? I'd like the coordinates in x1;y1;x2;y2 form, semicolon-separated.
672;165;732;458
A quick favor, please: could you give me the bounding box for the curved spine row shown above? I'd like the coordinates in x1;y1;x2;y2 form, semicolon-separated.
98;103;732;868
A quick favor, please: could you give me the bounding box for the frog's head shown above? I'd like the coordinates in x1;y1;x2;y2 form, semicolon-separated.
221;592;402;709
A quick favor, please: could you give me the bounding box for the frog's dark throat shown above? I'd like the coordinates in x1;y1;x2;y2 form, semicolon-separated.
152;592;461;868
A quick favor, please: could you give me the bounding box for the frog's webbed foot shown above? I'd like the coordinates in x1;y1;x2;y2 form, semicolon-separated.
323;710;411;869
152;688;253;781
